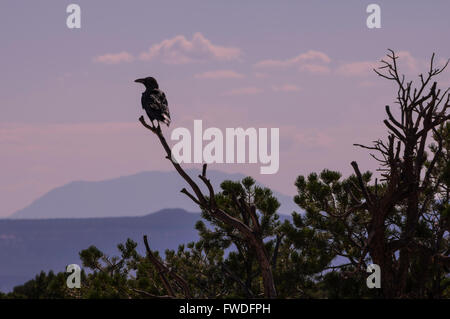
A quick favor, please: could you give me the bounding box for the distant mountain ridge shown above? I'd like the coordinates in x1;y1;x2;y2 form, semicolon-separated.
0;208;202;292
0;208;293;293
10;169;298;219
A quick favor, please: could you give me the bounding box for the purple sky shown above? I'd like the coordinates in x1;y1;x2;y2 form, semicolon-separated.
1;1;450;217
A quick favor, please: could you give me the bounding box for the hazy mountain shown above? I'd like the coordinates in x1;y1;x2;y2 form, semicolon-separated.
10;169;298;219
2;169;299;291
0;208;201;292
0;208;293;293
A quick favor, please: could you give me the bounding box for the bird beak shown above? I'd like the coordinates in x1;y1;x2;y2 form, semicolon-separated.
134;78;144;84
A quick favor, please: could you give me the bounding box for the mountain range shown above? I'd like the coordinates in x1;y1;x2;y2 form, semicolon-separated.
0;209;201;292
1;170;299;292
10;169;298;219
0;208;293;293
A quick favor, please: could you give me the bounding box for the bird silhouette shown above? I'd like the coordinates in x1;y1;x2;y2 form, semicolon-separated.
135;77;171;127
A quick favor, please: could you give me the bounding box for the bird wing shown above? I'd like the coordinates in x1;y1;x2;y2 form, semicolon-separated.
159;91;171;125
160;91;170;119
151;89;170;115
146;89;171;125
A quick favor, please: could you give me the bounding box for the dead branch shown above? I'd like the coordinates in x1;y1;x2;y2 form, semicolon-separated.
143;235;191;298
139;116;277;298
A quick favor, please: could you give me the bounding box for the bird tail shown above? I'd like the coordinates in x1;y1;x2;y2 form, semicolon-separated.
162;114;171;127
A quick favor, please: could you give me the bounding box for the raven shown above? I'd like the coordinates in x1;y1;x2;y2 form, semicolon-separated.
135;77;171;127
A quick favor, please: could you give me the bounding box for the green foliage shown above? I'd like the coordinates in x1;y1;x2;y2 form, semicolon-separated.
2;162;448;299
2;51;449;299
3;270;81;299
196;177;282;297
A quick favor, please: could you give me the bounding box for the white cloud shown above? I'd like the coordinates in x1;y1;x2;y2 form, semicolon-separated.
223;87;263;96
254;50;331;72
336;51;420;77
194;70;244;79
93;52;134;64
299;64;331;74
335;61;377;76
396;51;419;72
272;84;301;92
139;33;242;64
